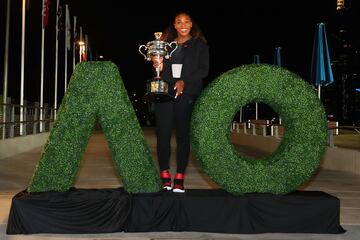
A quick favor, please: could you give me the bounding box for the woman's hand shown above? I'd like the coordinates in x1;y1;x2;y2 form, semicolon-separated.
174;80;185;98
151;56;164;71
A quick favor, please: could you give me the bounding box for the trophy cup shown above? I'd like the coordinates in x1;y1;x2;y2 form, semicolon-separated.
139;32;178;102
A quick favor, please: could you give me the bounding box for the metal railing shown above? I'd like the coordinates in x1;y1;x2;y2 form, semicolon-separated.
1;102;56;139
231;120;360;150
327;125;360;149
231;121;282;139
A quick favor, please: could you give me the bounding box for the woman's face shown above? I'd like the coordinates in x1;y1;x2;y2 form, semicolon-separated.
174;13;193;38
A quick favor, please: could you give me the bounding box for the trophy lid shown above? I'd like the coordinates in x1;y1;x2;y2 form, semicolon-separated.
154;32;162;40
147;32;165;47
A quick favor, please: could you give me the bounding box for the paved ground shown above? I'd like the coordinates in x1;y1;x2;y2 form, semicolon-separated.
1;127;360;240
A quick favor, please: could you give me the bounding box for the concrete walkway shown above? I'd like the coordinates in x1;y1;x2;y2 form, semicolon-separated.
1;127;360;240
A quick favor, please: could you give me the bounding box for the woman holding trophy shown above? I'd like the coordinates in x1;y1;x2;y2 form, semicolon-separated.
152;11;209;193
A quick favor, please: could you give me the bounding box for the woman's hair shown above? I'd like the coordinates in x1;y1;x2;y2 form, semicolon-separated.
161;12;207;44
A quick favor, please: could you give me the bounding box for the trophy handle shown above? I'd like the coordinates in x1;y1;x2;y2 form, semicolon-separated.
166;41;178;59
139;45;149;60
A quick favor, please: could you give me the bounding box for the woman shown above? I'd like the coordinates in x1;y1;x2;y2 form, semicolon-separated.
152;12;209;193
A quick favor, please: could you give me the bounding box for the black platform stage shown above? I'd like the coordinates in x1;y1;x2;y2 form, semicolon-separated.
6;188;345;234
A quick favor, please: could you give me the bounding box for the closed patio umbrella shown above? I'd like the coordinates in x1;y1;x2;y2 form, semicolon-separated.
274;47;282;67
253;54;260;64
310;23;334;99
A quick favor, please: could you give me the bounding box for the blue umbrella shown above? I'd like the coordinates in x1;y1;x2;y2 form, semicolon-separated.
274;47;282;67
253;54;260;64
310;23;334;99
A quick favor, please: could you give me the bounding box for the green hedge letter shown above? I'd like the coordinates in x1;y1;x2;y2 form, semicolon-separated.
191;64;327;195
28;62;162;193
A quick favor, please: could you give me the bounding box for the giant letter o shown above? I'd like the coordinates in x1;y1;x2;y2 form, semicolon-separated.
191;64;327;195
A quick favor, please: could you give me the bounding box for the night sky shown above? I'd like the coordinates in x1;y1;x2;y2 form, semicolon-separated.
0;0;359;106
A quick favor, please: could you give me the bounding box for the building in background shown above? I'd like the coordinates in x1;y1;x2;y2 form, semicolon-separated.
323;0;360;125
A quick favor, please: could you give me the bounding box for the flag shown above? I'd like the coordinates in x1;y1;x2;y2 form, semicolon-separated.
79;26;83;43
73;16;78;42
56;0;63;38
65;4;71;51
79;26;86;61
72;16;77;69
85;34;93;61
26;0;32;11
42;0;51;28
82;50;87;62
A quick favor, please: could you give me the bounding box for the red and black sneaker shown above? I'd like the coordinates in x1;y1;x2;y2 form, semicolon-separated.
172;173;185;193
160;170;172;190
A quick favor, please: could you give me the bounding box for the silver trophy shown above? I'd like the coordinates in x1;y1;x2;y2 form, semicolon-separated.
139;32;178;102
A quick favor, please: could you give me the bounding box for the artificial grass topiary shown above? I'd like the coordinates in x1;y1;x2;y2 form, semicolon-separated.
28;61;162;193
27;62;327;196
191;64;327;195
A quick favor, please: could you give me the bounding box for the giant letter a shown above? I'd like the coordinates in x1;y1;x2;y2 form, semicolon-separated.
28;62;162;193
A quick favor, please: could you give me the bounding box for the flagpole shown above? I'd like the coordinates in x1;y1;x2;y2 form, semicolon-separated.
253;54;260;121
64;4;70;94
54;0;59;119
20;0;26;136
64;5;68;94
40;0;46;132
255;103;258;120
73;16;77;70
274;47;282;125
64;45;68;93
2;0;10;139
239;108;242;123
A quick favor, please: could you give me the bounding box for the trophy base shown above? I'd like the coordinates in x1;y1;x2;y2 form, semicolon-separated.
143;77;174;103
143;92;174;103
